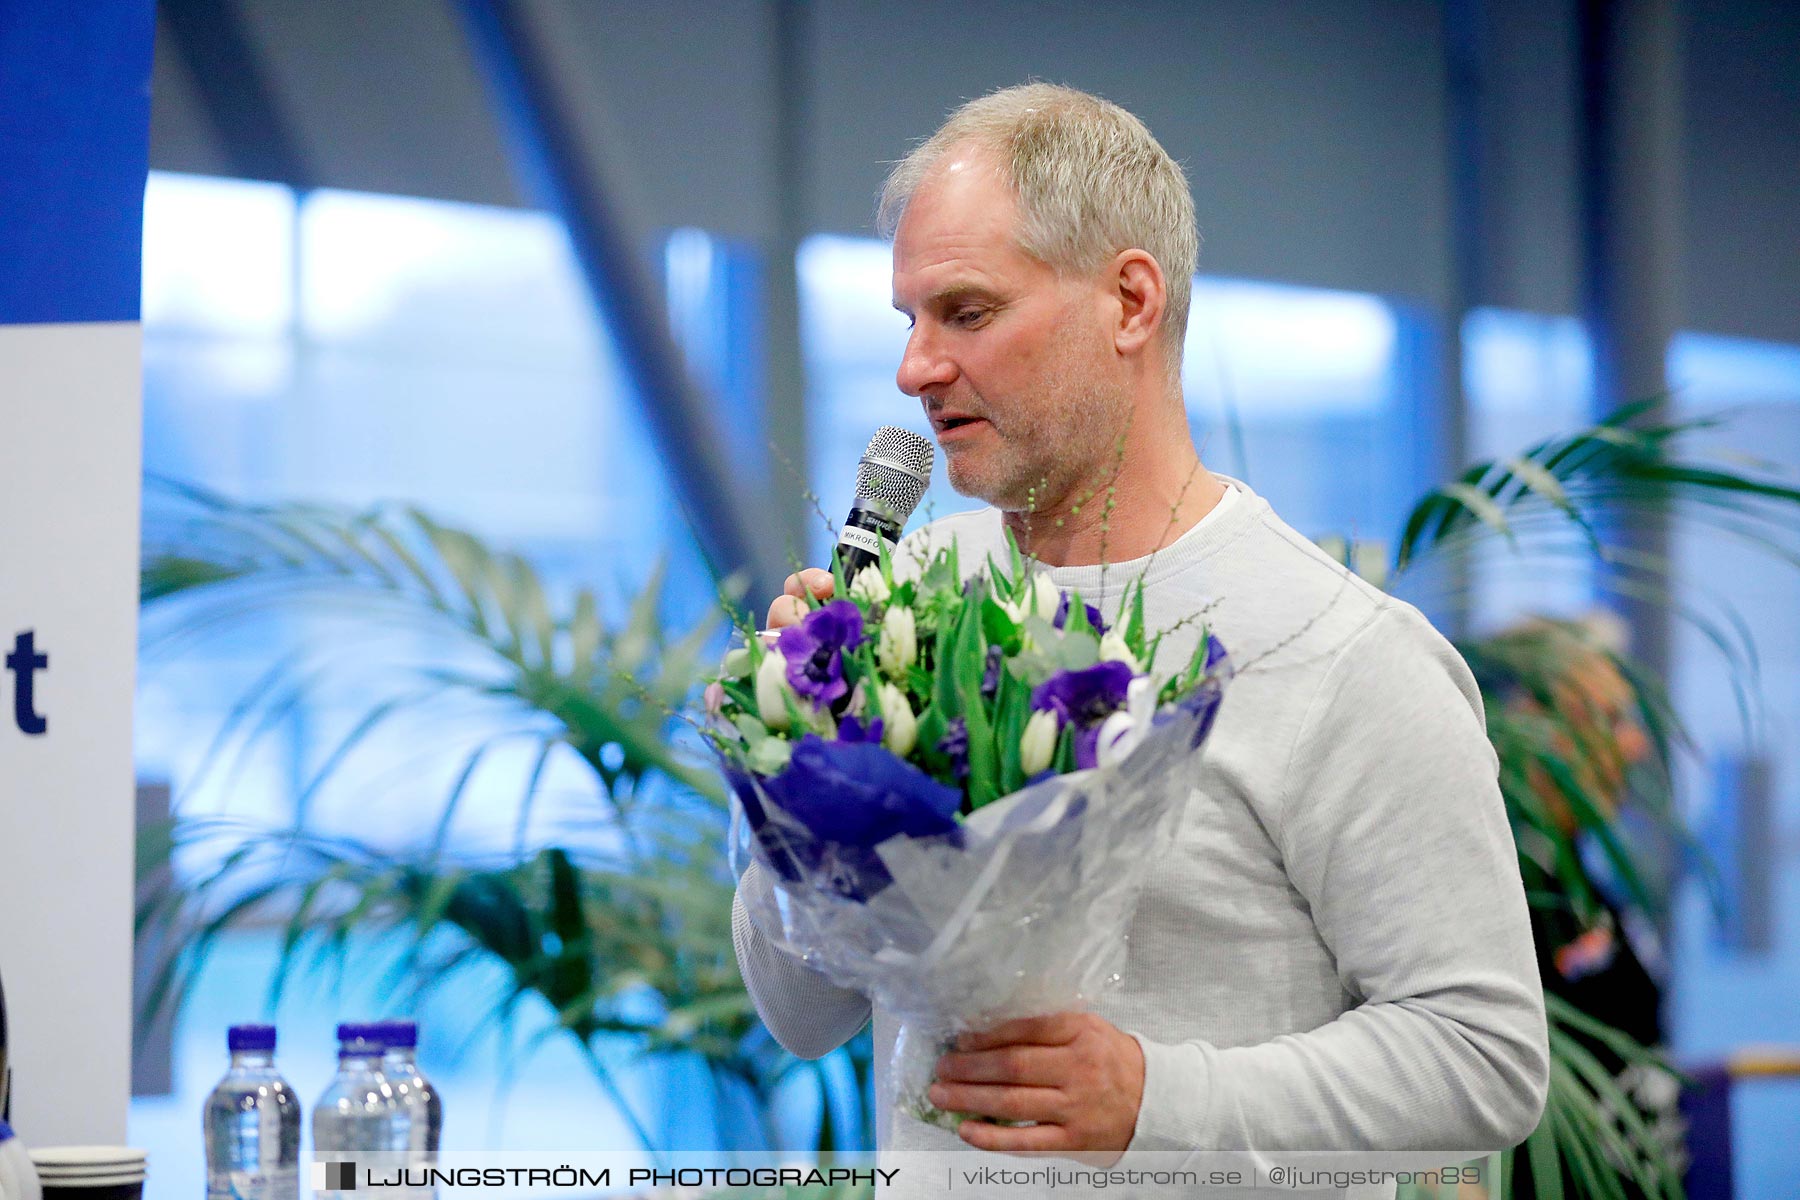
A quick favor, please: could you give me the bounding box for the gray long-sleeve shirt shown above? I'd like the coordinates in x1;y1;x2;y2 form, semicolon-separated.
732;478;1548;1194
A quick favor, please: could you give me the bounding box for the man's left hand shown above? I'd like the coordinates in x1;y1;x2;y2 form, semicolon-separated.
928;1012;1144;1160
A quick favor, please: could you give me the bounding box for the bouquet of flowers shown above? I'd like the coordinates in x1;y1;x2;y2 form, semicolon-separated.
708;536;1230;1133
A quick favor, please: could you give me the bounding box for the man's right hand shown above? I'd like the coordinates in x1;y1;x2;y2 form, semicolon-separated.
766;568;836;630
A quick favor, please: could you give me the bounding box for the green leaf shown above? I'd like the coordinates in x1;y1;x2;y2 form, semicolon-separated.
507;555;556;671
1442;482;1517;544
1062;589;1096;638
369;514;448;608
981;596;1021;651
994;667;1029;795
1125;580;1148;662
914;702;949;777
951;601;998;810
511;736;560;854
1523;1104;1563;1199
403;513;490;637
931;613;962;725
140;555;250;603
427;739;500;858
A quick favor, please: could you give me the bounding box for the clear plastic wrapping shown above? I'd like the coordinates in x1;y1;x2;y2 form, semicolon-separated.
732;683;1225;1133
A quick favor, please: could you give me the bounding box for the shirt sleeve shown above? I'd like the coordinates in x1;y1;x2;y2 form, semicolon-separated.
732;860;873;1060
1127;604;1549;1156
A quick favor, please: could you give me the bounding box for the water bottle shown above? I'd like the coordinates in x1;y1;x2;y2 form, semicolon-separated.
376;1021;441;1198
311;1023;401;1194
375;1021;441;1156
203;1024;300;1200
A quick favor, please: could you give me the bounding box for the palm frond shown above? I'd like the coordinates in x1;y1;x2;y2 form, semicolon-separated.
134;480;812;1150
1502;995;1689;1200
142;476;720;810
1392;403;1800;577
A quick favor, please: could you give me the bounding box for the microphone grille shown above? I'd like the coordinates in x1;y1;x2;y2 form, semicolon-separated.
855;425;935;522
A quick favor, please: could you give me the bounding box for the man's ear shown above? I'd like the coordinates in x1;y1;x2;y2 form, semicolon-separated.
1110;249;1167;358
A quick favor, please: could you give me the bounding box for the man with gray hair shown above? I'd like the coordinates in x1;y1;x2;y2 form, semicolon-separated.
737;83;1547;1188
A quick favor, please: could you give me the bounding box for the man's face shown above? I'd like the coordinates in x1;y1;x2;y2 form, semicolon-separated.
891;151;1128;511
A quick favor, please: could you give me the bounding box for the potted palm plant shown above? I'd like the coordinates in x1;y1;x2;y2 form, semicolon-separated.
135;485;870;1156
1364;401;1800;1199
138;402;1800;1196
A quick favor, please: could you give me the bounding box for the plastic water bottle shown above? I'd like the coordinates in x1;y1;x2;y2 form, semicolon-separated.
312;1023;401;1193
203;1024;300;1200
376;1021;441;1198
376;1021;441;1155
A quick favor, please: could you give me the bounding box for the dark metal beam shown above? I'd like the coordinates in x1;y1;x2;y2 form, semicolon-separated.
1432;0;1492;640
1576;0;1682;681
1576;0;1684;966
764;0;813;565
157;0;313;186
455;0;782;595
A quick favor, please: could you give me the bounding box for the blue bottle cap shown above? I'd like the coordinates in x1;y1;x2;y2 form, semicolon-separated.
335;1022;386;1048
227;1024;277;1052
372;1020;418;1049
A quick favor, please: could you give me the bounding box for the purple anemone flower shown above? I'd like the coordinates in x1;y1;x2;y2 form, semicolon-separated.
836;713;885;744
1031;660;1135;769
766;735;961;846
1053;593;1107;633
1032;660;1133;725
761;735;963;899
777;599;865;711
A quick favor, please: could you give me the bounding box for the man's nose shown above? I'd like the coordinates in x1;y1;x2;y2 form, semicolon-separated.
896;325;957;397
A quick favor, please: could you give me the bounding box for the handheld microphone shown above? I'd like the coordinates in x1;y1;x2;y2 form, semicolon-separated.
835;426;935;581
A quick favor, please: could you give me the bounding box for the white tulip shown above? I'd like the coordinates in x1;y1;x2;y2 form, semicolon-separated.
1021;574;1062;621
1095;677;1158;768
878;683;918;758
1094;710;1136;769
849;566;891;606
1019;709;1059;776
1098;630;1141;672
755;650;796;732
721;647;753;679
878;605;918;677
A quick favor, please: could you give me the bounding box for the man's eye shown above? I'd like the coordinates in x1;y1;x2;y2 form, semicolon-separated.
951;308;988;327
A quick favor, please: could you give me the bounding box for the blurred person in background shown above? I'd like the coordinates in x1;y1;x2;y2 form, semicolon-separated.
1481;614;1684;1178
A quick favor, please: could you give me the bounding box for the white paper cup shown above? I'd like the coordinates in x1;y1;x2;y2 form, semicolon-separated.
28;1148;146;1200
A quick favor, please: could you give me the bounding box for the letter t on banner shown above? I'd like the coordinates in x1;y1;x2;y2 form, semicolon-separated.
0;1;156;1148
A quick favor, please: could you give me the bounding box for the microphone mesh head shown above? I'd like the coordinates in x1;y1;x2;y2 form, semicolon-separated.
855;426;935;522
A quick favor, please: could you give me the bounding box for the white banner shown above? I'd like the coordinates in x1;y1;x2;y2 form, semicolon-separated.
0;323;144;1146
0;0;154;1148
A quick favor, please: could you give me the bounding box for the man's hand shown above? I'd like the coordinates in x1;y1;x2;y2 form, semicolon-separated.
767;568;835;630
929;1012;1145;1161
